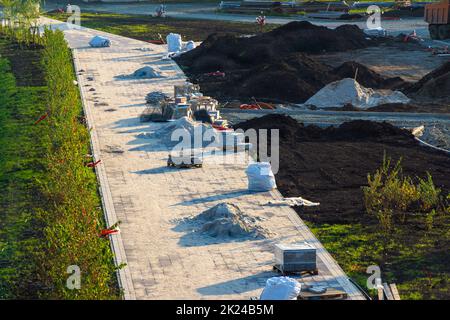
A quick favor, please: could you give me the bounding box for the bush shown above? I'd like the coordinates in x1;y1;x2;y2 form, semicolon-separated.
363;154;446;229
0;30;120;299
35;30;120;299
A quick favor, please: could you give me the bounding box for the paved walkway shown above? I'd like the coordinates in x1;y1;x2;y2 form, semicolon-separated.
40;17;365;300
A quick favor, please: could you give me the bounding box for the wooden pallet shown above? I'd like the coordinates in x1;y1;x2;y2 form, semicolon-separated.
273;264;318;276
298;288;348;300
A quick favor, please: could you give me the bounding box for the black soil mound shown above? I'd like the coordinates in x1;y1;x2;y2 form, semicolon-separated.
405;61;450;99
383;7;425;18
234;114;449;224
175;22;399;104
197;53;339;103
332;61;406;90
177;22;370;71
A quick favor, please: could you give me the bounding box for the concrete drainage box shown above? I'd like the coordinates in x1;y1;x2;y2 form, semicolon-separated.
274;243;317;273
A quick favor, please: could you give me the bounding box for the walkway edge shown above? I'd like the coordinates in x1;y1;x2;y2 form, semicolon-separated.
72;50;136;300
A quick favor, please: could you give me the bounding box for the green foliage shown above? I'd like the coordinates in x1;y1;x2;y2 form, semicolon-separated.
0;0;41;46
0;31;120;299
44;12;276;42
35;30;120;299
363;154;445;228
310;154;450;299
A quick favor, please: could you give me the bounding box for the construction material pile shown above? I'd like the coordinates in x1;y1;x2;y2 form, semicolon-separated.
304;78;410;109
234;114;449;224
186;203;270;238
145;91;170;104
133;66;162;78
175;22;403;104
140;116;219;147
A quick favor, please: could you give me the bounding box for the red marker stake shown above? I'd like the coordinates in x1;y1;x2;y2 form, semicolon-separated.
99;228;119;238
87;159;101;168
34;113;48;125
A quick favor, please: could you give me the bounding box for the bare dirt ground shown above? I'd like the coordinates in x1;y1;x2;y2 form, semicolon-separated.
316;42;448;83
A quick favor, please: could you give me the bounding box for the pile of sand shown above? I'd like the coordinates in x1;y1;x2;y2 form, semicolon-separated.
141;117;219;147
304;78;410;109
188;203;269;238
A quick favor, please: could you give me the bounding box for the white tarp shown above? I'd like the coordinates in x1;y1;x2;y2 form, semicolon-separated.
167;33;182;53
89;36;111;48
246;162;277;192
260;277;301;300
304;78;410;109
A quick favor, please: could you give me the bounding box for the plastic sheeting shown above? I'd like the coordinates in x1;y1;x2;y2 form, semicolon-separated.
246;162;277;192
167;33;182;53
260;277;301;300
89;36;111;48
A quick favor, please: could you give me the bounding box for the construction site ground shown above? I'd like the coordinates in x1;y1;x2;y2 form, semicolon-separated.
39;17;365;300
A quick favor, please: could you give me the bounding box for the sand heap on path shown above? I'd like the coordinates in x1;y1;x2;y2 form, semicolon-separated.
304;78;410;109
190;203;270;238
175;22;407;104
142;117;219;147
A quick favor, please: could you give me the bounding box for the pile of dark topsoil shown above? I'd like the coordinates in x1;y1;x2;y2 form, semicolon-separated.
405;61;450;100
175;22;404;103
234;114;449;224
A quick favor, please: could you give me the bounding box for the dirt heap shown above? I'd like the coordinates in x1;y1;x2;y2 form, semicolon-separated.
208;53;338;103
234;114;449;224
332;61;406;90
405;61;450;100
186;203;270;238
175;22;400;104
177;22;370;70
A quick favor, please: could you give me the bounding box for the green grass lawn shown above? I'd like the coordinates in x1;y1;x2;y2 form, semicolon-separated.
45;12;278;42
0;32;119;299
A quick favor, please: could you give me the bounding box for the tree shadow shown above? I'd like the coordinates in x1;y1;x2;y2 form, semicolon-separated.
197;271;276;296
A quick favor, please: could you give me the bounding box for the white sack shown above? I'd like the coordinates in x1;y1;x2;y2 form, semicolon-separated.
185;40;196;51
89;36;111;48
246;162;277;192
166;33;182;53
260;277;301;300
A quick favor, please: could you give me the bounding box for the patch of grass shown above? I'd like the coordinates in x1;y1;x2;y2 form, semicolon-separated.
0;59;48;298
0;29;120;299
308;156;450;300
44;12;278;42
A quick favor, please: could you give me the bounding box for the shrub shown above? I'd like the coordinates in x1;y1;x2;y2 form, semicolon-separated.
363;154;446;229
35;30;120;299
